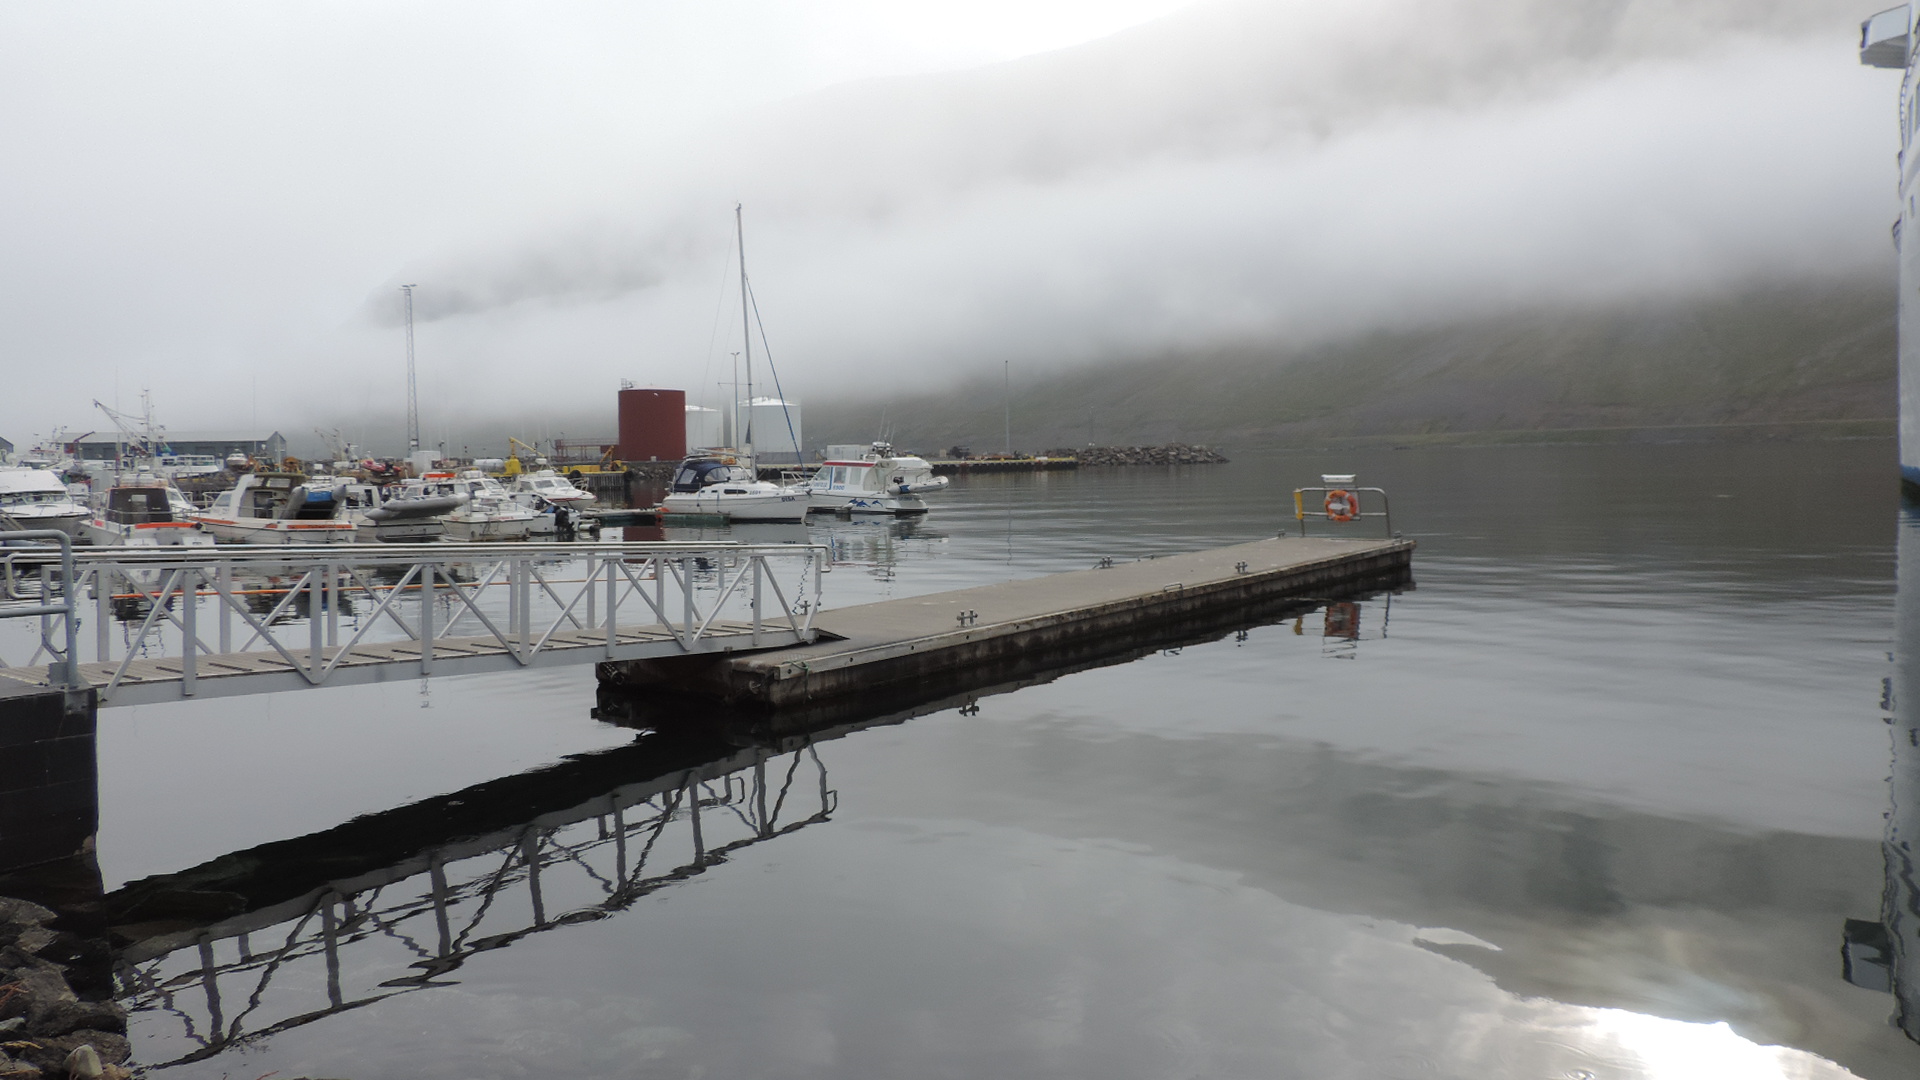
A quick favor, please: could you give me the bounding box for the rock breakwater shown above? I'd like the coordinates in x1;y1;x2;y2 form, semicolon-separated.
1060;444;1229;467
0;898;127;1080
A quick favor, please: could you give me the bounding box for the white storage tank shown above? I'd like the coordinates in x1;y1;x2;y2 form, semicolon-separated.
742;397;802;463
685;405;724;453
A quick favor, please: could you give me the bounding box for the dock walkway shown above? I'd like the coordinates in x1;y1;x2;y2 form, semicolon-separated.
603;536;1414;707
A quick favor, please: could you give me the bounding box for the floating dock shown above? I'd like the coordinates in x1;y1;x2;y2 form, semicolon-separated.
601;535;1414;708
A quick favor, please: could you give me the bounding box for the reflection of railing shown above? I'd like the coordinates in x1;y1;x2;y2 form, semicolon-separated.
118;742;836;1069
0;541;826;704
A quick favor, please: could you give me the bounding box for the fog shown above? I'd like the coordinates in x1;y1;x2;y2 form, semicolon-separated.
0;0;1900;453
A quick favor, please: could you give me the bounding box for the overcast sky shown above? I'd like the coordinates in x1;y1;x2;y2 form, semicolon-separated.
0;0;1901;452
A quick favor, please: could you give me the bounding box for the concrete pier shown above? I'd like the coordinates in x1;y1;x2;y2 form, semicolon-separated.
0;683;97;872
600;535;1414;708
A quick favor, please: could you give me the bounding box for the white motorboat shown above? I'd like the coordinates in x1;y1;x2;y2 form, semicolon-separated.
78;479;214;548
0;467;91;537
341;481;463;543
799;442;948;515
658;456;807;523
441;471;537;541
508;469;599;536
192;472;357;545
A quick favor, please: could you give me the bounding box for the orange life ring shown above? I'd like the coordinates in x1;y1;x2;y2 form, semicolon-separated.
1324;489;1359;523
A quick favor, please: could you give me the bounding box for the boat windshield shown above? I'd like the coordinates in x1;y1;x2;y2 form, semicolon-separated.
671;460;753;492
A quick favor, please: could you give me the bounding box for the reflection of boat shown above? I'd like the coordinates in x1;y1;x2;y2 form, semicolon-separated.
340;482;462;543
77;479;213;548
0;467;89;537
799;442;947;515
192;472;357;545
659;456;806;523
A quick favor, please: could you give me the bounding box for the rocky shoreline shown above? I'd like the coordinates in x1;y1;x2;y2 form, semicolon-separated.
1054;444;1229;467
0;898;127;1080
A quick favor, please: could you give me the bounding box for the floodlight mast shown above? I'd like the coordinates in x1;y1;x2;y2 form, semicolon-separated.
401;284;420;453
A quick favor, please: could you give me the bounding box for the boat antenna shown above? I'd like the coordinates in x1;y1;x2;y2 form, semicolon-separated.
736;205;753;455
402;283;420;454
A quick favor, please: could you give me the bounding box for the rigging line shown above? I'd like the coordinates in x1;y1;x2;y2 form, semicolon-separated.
695;239;736;416
743;274;803;459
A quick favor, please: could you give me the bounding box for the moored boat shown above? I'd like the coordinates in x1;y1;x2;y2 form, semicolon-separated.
191;471;357;545
78;479;214;548
0;467;90;537
798;442;948;515
441;471;537;541
658;455;807;523
341;482;463;543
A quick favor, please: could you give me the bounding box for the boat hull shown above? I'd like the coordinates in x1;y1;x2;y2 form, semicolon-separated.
660;490;807;523
78;519;214;548
0;509;89;538
805;492;929;515
354;519;447;543
192;517;358;545
444;515;534;541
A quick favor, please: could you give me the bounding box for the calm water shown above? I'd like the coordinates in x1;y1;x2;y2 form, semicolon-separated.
93;439;1918;1079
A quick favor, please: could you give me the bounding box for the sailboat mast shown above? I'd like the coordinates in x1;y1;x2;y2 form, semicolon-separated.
736;204;753;454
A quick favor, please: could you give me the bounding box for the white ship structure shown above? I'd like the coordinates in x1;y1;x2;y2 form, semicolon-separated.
1867;7;1920;493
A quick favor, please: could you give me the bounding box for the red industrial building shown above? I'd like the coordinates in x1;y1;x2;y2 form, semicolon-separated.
617;387;687;463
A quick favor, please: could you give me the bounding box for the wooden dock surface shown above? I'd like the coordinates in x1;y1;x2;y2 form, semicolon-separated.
603;535;1414;708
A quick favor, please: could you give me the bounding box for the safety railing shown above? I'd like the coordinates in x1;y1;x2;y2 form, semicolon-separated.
0;540;827;703
0;530;81;690
1290;485;1393;538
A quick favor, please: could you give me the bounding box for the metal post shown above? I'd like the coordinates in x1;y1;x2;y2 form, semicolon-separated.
654;555;665;626
326;560;339;647
217;560;232;654
95;563;111;664
309;571;323;678
751;557;762;646
584;553;596;628
420;563;434;676
180;569;196;696
516;557;529;658
604;556;617;653
681;557;693;642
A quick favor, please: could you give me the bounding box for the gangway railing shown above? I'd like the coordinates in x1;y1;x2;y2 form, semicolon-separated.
0;540;827;705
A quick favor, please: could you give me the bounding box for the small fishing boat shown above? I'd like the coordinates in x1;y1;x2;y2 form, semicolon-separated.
191;471;357;545
78;478;214;548
799;442;948;515
510;469;595;507
441;471;537;541
658;455;807;523
0;467;91;537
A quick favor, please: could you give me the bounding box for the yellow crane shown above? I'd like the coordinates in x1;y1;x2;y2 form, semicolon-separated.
503;436;543;476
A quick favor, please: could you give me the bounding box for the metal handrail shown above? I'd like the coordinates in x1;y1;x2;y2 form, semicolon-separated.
0;531;80;688
1290;486;1393;538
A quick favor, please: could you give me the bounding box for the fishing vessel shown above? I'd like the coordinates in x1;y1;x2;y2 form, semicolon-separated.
1866;8;1920;492
434;471;537;541
192;471;357;544
799;442;948;515
0;467;90;537
77;478;213;548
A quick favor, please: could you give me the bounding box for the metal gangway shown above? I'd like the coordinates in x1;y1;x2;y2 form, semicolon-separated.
0;535;827;706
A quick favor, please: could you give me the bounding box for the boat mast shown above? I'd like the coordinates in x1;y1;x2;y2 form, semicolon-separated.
736;204;753;458
401;284;420;454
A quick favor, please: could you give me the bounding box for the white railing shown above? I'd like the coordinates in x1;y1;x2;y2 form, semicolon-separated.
0;540;827;704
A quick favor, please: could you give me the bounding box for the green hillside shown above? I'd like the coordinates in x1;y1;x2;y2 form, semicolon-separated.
808;275;1897;453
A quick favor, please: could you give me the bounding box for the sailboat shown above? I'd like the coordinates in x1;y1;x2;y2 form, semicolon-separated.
659;205;808;524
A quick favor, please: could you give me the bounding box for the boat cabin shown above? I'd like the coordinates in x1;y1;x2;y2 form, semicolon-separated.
102;485;189;525
671;458;755;493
